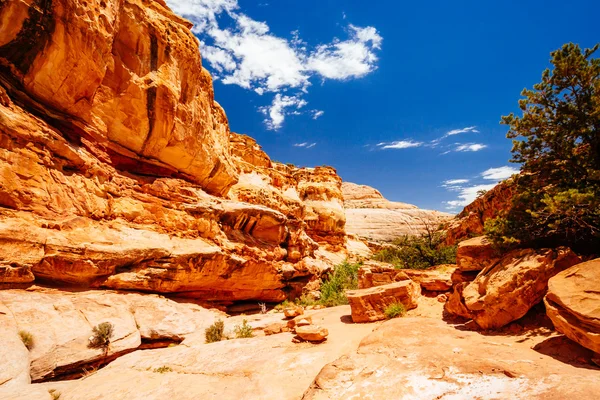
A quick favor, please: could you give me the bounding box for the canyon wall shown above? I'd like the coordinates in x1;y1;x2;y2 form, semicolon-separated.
0;0;343;303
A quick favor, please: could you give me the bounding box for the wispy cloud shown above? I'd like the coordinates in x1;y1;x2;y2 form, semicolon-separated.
443;178;470;186
377;140;423;150
481;166;519;180
376;126;484;153
455;143;487;152
166;0;382;130
294;142;317;149
443;165;519;210
446;126;479;136
311;110;324;120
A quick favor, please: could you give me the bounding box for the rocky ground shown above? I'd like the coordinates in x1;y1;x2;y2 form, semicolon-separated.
1;288;598;400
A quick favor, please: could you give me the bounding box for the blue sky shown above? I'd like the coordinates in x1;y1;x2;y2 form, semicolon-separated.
166;0;599;212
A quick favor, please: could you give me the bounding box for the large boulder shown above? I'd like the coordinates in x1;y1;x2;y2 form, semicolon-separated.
347;280;421;323
459;247;581;329
456;236;499;272
544;259;600;353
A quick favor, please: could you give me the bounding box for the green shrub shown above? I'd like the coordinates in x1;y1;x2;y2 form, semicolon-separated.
19;330;34;350
48;389;61;400
205;320;225;343
491;43;600;254
319;261;360;307
374;225;457;269
384;303;406;319
153;366;173;373
88;322;114;349
234;319;254;339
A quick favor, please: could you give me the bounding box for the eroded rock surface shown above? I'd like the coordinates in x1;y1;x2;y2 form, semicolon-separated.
347;280;421;322
450;247;581;329
342;182;451;243
0;0;346;302
445;180;515;245
545;259;600;353
0;288;220;382
303;318;600;399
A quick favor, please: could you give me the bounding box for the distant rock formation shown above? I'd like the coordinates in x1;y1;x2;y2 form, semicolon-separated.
445;180;514;245
342;182;452;243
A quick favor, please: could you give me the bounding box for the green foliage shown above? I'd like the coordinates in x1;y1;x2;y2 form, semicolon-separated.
273;262;361;309
275;300;293;310
374;224;457;269
319;261;360;307
153;366;173;373
234;319;254;339
384;303;406;319
491;43;600;253
88;322;114;349
205;320;225;343
48;389;61;400
18;330;34;350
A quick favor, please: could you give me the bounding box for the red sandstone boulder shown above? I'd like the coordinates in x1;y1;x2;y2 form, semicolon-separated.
544;259;600;353
347;281;421;323
460;247;581;329
456;236;499;272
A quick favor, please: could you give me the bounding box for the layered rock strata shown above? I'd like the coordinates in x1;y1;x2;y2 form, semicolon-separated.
342;182;451;243
445;246;581;329
545;259;600;353
0;0;345;302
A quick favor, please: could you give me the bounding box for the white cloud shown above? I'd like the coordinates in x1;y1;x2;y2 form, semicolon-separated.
377;140;423;150
259;94;307;130
294;142;317;149
311;110;324;120
442;165;519;210
444;183;497;209
307;25;382;80
166;0;382;129
481;166;519;180
443;179;469;186
454;143;487;152
446;126;479;136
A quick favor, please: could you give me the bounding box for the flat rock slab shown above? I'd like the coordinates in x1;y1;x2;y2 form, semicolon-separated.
304;318;600;399
0;306;378;400
347;280;421;323
545;258;600;353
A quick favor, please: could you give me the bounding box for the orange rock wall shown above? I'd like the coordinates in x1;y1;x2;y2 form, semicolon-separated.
0;0;345;302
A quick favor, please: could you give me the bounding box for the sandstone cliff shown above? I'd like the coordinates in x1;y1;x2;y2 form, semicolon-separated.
342;182;452;243
0;0;344;303
444;180;514;244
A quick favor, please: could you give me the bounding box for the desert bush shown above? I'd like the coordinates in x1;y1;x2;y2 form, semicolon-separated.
234;319;254;339
205;320;225;343
48;389;61;400
19;330;34;350
88;322;114;349
384;303;406;319
319;261;360;307
374;223;456;269
153;366;173;373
